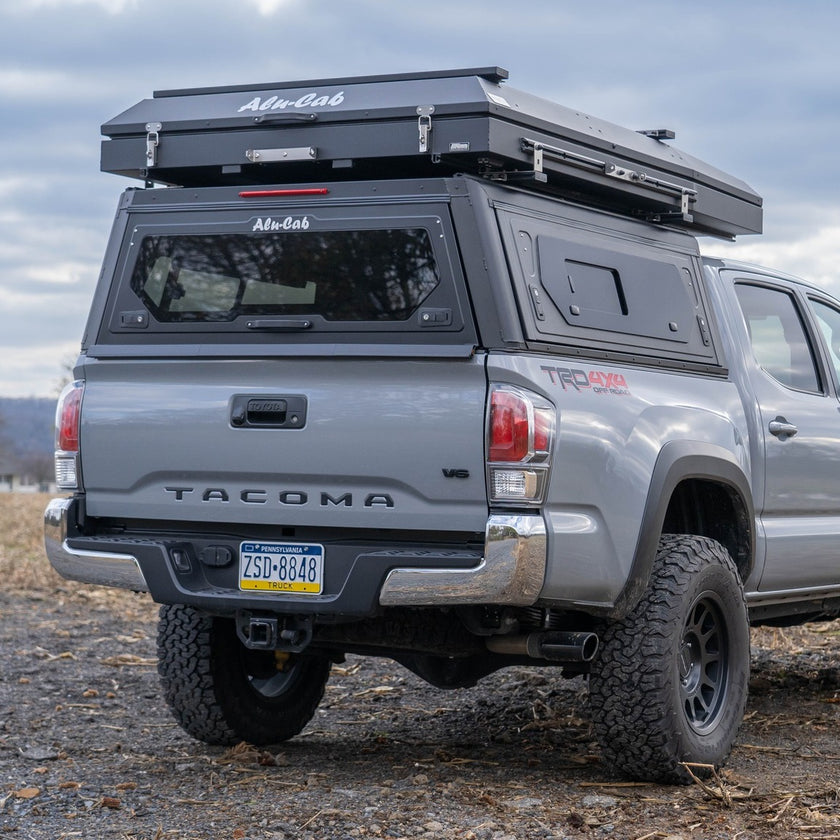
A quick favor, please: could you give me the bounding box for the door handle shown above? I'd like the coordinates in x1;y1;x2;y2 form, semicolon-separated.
768;417;798;439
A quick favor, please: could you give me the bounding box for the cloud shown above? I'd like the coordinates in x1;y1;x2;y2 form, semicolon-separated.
0;340;79;398
0;67;123;102
708;215;840;297
2;0;840;396
245;0;300;14
17;0;137;13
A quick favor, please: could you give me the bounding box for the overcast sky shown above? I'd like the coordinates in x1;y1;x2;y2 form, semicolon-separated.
2;0;839;397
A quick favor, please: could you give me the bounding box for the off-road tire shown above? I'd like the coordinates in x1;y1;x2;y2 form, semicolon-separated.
157;604;331;746
589;534;750;784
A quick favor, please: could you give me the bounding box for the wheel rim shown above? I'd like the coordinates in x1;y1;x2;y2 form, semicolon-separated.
678;591;729;733
241;648;298;700
249;668;297;698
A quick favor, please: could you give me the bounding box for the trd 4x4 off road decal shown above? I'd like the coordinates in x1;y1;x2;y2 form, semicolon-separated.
541;366;630;396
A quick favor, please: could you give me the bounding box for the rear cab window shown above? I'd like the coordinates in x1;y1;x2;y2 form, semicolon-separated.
96;194;476;351
134;229;439;323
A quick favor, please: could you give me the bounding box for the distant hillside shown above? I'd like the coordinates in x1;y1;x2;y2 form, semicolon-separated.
0;397;55;460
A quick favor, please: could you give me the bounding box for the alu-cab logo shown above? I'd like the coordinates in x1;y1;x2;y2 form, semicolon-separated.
238;90;346;113
252;216;310;232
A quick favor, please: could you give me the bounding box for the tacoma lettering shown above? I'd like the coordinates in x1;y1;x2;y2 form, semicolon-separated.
321;492;352;507
165;487;394;509
202;489;229;502
279;491;307;506
241;490;267;504
164;486;194;501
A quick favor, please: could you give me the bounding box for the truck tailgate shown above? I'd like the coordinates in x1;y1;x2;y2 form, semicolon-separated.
79;355;489;533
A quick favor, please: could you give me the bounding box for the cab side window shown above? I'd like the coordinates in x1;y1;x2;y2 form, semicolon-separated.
734;283;821;393
810;298;840;386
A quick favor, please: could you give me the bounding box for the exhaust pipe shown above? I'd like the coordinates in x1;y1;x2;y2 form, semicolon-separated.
486;630;599;663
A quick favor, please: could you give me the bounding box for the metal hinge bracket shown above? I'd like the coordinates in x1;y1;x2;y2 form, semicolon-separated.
145;122;162;168
245;146;317;163
417;105;435;153
521;137;697;222
637;128;676;141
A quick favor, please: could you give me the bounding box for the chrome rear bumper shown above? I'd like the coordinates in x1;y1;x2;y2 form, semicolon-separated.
378;514;546;606
44;497;149;591
45;497;545;606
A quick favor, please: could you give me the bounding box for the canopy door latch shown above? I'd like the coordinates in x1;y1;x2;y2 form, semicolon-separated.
145;122;162;168
417;105;435;153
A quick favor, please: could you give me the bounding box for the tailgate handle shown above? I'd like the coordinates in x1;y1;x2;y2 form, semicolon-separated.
248;399;286;425
231;395;307;429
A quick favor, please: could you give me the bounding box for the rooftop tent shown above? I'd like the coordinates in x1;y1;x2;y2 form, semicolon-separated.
101;67;762;238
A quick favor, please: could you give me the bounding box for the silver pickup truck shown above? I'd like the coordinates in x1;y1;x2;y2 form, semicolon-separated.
44;68;840;783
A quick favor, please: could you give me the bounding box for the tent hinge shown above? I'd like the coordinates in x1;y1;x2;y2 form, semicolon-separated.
521;137;697;222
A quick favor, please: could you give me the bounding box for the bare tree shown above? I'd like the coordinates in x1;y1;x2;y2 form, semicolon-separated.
0;413;10;462
19;449;54;489
54;354;78;396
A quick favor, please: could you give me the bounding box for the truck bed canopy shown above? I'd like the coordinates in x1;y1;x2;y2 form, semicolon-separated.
101;67;762;238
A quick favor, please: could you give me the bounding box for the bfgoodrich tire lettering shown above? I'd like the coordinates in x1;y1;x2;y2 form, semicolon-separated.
589;534;749;784
157;604;330;746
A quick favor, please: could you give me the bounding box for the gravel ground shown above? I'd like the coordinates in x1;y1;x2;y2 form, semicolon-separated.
2;497;840;839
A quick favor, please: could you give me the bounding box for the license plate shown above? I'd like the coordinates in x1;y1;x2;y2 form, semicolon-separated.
239;541;324;593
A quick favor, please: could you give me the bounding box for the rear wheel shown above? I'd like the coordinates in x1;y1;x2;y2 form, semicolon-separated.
589;534;750;783
157;604;330;746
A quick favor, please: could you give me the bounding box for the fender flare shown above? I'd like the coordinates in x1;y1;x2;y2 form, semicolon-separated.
609;440;755;619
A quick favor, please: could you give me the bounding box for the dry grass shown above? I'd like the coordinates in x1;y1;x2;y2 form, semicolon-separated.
0;492;60;591
0;492;155;620
752;620;840;653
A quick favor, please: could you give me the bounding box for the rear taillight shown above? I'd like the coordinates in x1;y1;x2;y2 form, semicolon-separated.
55;380;84;490
487;385;555;506
488;390;530;463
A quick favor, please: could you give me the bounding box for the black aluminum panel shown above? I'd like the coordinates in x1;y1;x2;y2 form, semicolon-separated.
101;68;762;238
